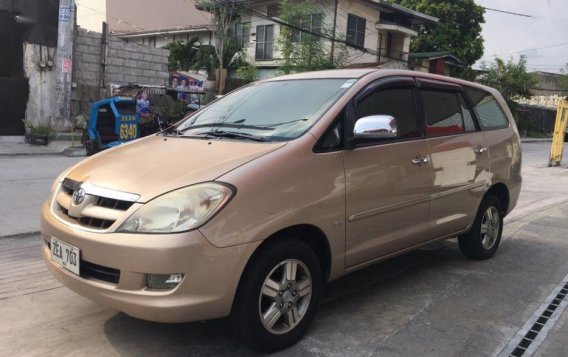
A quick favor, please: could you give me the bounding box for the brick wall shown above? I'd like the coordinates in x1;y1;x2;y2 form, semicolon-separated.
71;28;170;117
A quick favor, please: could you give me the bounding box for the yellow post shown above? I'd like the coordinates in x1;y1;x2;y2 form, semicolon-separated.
548;99;568;167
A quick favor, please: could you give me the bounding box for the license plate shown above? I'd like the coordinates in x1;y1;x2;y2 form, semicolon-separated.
50;237;80;275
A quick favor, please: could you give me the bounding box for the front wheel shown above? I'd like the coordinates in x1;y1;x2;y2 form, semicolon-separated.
229;239;322;352
458;195;503;260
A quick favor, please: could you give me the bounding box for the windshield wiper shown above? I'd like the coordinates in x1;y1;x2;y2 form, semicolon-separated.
178;122;275;133
199;130;270;142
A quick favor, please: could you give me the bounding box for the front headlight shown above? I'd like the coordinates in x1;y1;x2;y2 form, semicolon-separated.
117;182;234;233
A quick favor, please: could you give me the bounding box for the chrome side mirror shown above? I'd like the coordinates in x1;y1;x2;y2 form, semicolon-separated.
353;115;397;139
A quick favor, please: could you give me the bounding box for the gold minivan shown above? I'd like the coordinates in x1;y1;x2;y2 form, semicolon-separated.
42;69;522;351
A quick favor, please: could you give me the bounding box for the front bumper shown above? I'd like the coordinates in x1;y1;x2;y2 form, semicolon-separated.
41;202;260;323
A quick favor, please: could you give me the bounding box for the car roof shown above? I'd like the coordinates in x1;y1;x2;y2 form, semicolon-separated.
266;68;377;81
263;69;500;98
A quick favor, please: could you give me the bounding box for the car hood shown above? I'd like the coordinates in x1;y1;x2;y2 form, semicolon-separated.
65;135;287;202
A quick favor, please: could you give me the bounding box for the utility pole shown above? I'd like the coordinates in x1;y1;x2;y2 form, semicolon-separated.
330;0;338;65
54;0;75;127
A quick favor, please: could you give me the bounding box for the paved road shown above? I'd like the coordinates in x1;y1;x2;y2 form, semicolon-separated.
0;143;567;356
0;156;82;236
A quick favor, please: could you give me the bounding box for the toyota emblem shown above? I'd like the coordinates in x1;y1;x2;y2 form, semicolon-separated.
72;188;86;205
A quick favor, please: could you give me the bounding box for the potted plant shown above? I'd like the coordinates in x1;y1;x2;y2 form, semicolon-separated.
22;120;57;146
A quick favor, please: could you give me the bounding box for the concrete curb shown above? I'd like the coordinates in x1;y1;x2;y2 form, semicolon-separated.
0;231;41;240
520;138;553;144
0;151;67;157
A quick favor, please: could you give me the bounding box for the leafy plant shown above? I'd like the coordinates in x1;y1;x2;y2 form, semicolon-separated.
236;63;259;81
153;96;185;121
479;55;538;103
165;37;201;72
22;119;56;138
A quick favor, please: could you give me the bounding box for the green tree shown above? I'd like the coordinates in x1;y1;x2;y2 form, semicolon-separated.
277;0;347;74
394;0;485;78
196;0;242;93
479;56;537;103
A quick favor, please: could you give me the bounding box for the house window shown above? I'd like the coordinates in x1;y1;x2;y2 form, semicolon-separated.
233;22;251;48
255;24;274;60
347;14;366;48
292;14;323;43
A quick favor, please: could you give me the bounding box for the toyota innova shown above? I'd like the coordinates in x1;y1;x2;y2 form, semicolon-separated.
42;69;522;351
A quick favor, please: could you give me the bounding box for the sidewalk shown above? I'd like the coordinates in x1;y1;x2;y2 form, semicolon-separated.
0;136;85;157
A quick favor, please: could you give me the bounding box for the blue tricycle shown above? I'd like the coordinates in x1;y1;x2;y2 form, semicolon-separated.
82;96;140;156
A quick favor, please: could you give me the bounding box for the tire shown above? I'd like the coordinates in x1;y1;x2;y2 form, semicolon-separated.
458;195;503;260
229;239;323;352
82;131;98;156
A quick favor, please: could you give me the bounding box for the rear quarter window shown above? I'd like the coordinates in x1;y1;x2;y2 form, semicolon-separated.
465;87;509;130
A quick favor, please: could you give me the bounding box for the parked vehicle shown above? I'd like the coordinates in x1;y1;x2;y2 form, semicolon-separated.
82;96;139;156
42;69;522;352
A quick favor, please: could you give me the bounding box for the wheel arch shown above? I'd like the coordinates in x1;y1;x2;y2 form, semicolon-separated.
485;182;510;215
233;224;332;304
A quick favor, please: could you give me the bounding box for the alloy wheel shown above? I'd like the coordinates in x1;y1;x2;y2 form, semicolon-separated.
258;259;312;335
480;206;500;250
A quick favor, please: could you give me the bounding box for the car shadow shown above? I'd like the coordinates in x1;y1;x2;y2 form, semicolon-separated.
102;239;479;356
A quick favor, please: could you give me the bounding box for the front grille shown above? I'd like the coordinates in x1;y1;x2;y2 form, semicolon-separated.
54;178;137;230
80;259;120;284
78;217;114;230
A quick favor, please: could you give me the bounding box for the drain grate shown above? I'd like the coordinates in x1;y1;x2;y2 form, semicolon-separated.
499;274;568;357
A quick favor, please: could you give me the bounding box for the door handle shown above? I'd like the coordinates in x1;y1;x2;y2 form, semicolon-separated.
411;155;429;166
474;146;488;155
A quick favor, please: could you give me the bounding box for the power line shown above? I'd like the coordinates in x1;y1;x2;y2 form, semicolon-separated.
483;42;568;59
482;7;531;18
76;1;142;31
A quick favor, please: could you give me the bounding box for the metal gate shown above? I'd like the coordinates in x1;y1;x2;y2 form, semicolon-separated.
0;15;28;135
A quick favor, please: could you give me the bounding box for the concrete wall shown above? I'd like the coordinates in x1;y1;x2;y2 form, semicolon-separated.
71;28;170;118
531;72;563;97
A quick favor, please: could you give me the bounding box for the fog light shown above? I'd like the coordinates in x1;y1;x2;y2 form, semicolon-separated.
146;273;184;289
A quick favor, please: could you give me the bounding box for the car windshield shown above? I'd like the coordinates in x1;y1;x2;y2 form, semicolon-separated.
173;78;357;141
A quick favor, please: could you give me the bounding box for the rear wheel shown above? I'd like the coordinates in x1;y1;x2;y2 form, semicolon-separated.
229;239;322;352
82;131;98;156
458;195;503;260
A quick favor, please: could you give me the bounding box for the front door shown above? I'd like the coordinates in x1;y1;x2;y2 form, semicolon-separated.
344;82;433;268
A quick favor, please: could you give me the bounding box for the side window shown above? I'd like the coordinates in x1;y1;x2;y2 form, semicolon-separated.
465;87;509;130
458;93;476;132
420;90;464;137
355;88;418;139
319;118;344;151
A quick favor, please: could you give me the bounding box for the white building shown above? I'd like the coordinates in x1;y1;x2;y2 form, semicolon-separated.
239;0;438;78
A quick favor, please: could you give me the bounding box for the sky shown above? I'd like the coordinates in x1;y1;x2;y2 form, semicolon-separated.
475;0;568;73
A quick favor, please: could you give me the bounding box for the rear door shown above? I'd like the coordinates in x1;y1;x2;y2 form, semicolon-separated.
344;77;433;268
417;79;490;238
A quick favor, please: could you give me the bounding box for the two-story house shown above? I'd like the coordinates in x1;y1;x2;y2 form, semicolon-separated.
238;0;438;78
102;0;437;80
